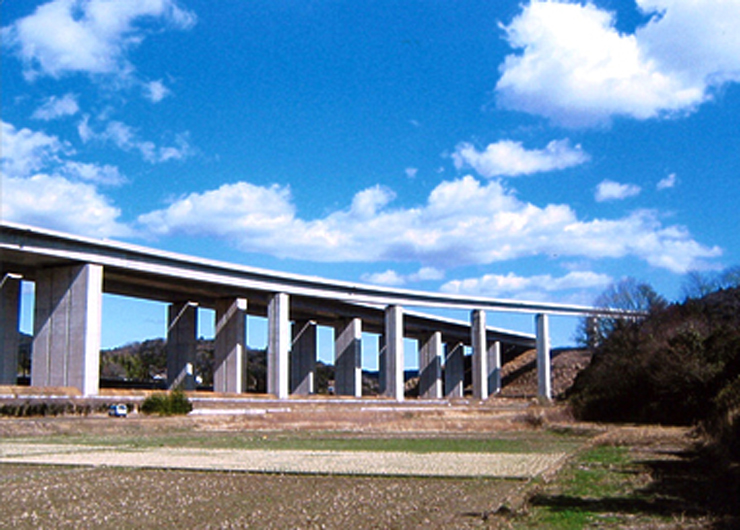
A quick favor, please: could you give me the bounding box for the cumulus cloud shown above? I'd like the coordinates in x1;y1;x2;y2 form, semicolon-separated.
496;0;740;126
1;120;129;236
657;173;677;190
31;93;80;120
452;139;589;178
2;174;131;238
2;0;196;80
441;271;613;298
595;179;642;202
138;175;720;273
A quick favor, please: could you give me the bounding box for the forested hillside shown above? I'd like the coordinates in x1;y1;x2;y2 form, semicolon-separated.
569;287;740;458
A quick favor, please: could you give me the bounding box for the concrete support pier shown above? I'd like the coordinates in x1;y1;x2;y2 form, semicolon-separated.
214;298;247;394
418;331;442;399
535;313;552;400
444;342;464;398
0;275;22;385
291;319;317;395
167;301;198;390
268;293;290;399
471;309;488;400
378;334;386;395
487;341;502;396
334;318;362;397
384;305;404;401
31;264;103;395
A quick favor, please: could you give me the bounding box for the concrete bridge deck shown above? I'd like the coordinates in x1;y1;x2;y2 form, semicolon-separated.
0;222;630;402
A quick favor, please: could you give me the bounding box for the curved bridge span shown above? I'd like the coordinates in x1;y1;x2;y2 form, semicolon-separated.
0;222;627;400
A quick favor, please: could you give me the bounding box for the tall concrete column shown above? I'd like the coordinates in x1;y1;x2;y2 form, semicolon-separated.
378;334;386;395
214;298;247;394
384;305;404;401
31;264;103;395
586;316;600;349
471;309;488;400
268;292;290;399
418;331;442;399
487;341;502;395
444;342;464;398
334;318;362;397
167;301;198;390
291;319;317;395
536;313;552;400
1;275;22;385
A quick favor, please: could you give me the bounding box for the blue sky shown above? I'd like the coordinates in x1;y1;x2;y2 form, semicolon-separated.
2;0;739;356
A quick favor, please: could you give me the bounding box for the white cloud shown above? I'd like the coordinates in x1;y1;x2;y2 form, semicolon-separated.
362;267;445;286
31;93;80;120
361;270;406;287
3;0;196;80
349;185;395;218
138;175;720;273
60;161;127;186
1;121;67;178
405;167;418;179
138;181;298;239
1;120;129;236
144;80;170;103
441;271;613;298
595;179;642;202
657;173;677;190
2;174;131;238
452;139;589;178
496;0;740;126
2;119;128;184
78;117;192;163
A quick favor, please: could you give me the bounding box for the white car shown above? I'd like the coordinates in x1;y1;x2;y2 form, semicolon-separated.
108;404;128;417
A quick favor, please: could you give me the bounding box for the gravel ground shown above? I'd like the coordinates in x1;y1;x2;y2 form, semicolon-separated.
0;443;566;479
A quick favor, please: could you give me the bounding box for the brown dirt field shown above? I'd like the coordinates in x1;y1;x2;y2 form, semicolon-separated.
0;464;519;529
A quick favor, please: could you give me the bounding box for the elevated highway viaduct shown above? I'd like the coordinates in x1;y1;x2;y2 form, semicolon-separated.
0;222;632;401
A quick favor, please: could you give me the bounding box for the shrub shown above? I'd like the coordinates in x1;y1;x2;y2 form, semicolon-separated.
140;388;192;416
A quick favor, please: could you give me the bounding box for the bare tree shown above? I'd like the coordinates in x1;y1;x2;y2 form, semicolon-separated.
576;277;666;348
682;266;740;300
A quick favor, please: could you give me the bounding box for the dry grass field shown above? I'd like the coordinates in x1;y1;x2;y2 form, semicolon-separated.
1;397;736;529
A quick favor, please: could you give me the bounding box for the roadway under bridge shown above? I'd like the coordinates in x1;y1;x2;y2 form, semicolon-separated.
0;222;620;401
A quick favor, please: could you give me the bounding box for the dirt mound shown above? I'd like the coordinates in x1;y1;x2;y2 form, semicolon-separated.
500;348;592;399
